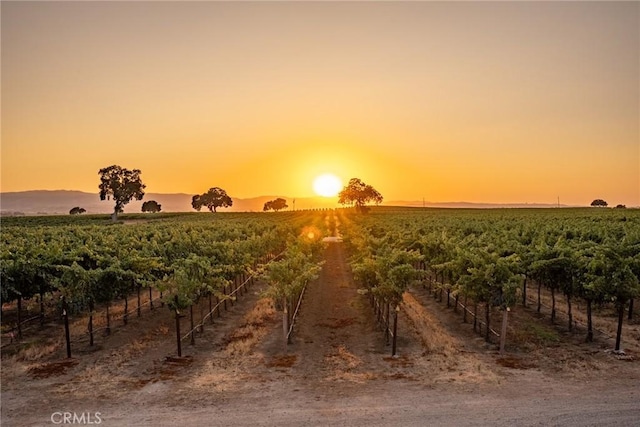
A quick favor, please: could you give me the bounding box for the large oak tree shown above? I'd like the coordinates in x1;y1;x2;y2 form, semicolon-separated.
192;187;233;212
98;165;145;221
338;178;383;212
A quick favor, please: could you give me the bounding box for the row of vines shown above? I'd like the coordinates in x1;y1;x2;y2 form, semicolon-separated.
1;211;330;357
339;207;640;354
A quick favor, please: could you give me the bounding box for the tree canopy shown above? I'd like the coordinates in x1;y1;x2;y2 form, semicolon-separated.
338;178;383;212
192;187;233;212
141;200;162;213
98;165;146;221
69;207;86;215
591;199;608;207
263;198;288;212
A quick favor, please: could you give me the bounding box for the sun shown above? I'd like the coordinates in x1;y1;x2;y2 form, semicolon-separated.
313;174;342;197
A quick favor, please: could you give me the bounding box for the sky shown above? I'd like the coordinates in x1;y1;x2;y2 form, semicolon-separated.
2;1;638;206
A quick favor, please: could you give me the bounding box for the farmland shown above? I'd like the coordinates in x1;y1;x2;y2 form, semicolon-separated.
2;208;639;426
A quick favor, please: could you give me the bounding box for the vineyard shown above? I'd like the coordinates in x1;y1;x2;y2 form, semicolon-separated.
2;207;640;425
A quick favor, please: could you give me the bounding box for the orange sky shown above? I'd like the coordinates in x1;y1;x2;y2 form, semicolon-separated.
2;2;638;206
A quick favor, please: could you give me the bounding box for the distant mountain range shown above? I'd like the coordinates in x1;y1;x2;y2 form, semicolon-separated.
0;190;568;216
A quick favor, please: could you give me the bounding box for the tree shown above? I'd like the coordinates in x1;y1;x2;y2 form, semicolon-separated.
263;198;288;212
69;207;86;215
98;165;146;221
191;187;233;213
590;199;608;207
338;178;383;213
141;200;162;213
615;204;626;209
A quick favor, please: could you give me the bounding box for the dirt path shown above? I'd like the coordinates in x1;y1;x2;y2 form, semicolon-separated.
3;239;640;426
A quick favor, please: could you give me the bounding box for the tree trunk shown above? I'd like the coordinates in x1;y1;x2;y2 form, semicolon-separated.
586;299;593;343
615;303;624;352
629;298;634;321
537;283;542;313
499;309;509;354
551;288;556;324
522;276;527;307
446;289;451;308
567;295;573;332
111;211;118;222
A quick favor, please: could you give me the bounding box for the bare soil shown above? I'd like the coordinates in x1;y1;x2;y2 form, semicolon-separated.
2;242;640;426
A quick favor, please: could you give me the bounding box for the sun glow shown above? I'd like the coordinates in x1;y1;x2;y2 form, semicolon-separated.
312;174;342;197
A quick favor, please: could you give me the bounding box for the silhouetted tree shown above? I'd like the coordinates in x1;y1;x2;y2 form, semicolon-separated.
192;187;233;212
338;178;383;213
98;165;145;221
263;198;288;212
69;207;86;215
590;199;608;207
615;204;627;209
141;200;162;213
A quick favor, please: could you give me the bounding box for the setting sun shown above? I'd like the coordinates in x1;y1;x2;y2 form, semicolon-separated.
312;174;342;197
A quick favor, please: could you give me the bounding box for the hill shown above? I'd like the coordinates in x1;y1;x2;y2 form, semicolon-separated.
0;190;342;215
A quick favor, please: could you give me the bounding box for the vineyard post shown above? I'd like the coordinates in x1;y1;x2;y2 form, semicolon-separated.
137;285;142;317
391;305;399;357
190;304;195;345
174;296;182;357
615;303;624;351
123;295;128;325
209;294;214;324
62;296;71;358
88;300;94;347
283;297;289;347
499;308;509;354
385;303;390;345
16;296;22;339
39;286;45;327
105;303;111;335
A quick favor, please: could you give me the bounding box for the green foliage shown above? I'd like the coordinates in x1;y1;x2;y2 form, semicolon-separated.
69;207;86;215
98;165;146;219
191;187;233;212
261;242;323;303
338;178;383;212
141;200;162;213
263;198;288;212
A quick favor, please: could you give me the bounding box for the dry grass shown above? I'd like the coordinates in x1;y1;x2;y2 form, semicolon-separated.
224;298;275;356
402;293;458;357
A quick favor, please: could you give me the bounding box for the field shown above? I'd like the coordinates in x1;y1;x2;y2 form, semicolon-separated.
2;208;640;426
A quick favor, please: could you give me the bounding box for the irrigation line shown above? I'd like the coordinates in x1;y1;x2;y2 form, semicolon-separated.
286;281;308;340
180;250;286;342
525;295;613;340
417;280;500;337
